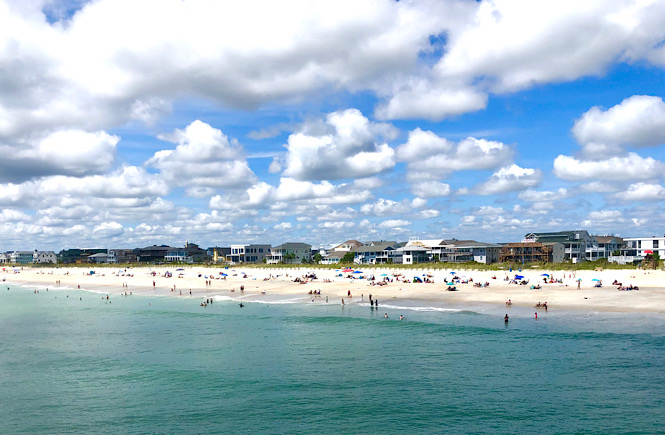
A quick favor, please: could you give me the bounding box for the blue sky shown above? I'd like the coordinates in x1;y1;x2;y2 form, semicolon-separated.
2;0;665;251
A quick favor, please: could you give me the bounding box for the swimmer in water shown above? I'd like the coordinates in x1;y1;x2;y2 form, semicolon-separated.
384;313;388;318
239;303;244;308
504;314;509;323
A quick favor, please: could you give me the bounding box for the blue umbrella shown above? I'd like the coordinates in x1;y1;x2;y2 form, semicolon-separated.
221;273;228;277
592;278;600;281
380;273;388;276
541;273;549;276
515;275;524;280
450;271;457;275
446;282;455;285
353;270;363;274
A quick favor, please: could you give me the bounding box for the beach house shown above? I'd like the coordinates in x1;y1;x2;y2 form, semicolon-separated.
228;244;271;264
523;231;597;262
612;235;665;264
353;241;400;264
33;251;57;264
266;242;312;264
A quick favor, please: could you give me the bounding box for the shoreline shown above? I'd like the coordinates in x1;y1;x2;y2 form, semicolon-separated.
3;265;665;315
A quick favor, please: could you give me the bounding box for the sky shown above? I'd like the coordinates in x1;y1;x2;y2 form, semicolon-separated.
2;0;665;251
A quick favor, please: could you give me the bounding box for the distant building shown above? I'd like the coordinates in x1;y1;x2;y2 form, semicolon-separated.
164;242;211;263
87;253;109;264
209;247;231;263
334;240;363;252
33;251;57;264
267;242;312;264
353;241;400;264
108;249;138;264
58;249;108;264
320;250;347;265
612;235;665;264
523;231;596;262
136;245;174;263
10;251;35;264
499;242;564;264
228;244;271;263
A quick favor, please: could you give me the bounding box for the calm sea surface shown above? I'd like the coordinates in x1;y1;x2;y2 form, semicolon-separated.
1;284;665;434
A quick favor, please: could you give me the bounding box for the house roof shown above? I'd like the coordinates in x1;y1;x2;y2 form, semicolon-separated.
274;242;312;250
450;240;501;248
595;236;623;244
355;242;398;252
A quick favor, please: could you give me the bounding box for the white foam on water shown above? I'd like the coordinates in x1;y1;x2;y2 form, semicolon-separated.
372;303;465;313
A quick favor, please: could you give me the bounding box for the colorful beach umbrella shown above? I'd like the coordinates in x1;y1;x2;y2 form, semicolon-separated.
446;282;455;285
541;273;549;276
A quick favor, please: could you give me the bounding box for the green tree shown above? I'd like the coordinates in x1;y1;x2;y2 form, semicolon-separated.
313;253;322;263
341;252;355;263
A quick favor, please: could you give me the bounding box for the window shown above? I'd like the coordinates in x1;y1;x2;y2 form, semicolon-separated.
654;241;659;249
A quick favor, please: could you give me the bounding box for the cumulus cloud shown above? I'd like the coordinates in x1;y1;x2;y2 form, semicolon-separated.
614;183;665;201
274;109;396;181
377;219;411;229
148;120;256;193
0;129;119;183
410;181;451;198
573;95;665;156
471;165;542;195
360;198;412;216
518;188;568;202
397;129;513;181
553;153;665;181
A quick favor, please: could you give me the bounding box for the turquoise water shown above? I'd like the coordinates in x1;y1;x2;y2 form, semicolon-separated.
2;285;665;434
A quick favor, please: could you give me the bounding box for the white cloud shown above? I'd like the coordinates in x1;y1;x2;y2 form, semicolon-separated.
360;198;412;216
410;181;451;198
0;129;119;183
415;209;440;219
274;222;292;231
472;165;542;195
615;183;665;201
553;153;665;181
377;219;411;229
518;188;568;202
397;129;514;181
582;210;626;227
573;95;665;156
276;109;396;181
375;84;487;121
148;120;256;191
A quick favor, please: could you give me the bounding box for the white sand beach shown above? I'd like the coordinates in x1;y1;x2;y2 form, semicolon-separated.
3;265;665;314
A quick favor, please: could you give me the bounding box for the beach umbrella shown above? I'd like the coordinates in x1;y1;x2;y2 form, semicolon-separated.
592;278;600;281
176;268;184;271
380;273;388;276
645;250;654;254
353;270;363;274
342;268;353;272
515;275;524;280
541;273;549;276
221;273;228;277
446;282;455;285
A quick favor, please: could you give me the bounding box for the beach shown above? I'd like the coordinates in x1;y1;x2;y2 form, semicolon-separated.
4;265;665;314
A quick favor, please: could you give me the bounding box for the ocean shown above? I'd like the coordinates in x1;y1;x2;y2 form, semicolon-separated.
2;284;665;434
